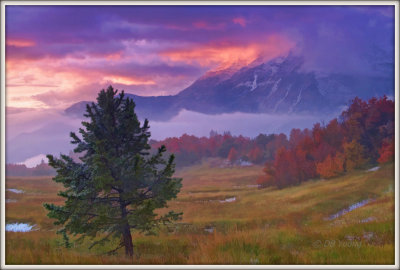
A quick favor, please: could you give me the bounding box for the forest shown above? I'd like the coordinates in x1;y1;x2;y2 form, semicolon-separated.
151;96;394;188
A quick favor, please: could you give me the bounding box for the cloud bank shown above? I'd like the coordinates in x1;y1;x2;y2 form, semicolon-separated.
6;5;394;109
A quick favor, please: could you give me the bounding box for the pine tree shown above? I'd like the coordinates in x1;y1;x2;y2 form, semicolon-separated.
44;86;182;257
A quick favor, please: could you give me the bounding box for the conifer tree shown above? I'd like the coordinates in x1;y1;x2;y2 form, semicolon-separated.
44;86;182;257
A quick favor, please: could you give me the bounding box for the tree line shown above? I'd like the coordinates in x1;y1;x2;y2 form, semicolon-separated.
6;160;56;177
150;131;289;167
151;96;394;188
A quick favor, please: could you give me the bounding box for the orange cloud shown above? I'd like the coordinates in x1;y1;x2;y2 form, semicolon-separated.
161;34;295;70
233;17;246;27
6;56;100;108
105;52;123;60
6;39;36;47
103;76;156;86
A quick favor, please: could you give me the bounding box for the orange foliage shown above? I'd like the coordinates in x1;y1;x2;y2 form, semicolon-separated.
316;153;345;179
343;139;367;171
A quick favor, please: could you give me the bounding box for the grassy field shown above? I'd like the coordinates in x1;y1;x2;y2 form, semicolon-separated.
5;159;395;264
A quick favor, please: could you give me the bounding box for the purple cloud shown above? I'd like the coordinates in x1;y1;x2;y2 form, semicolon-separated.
5;5;394;105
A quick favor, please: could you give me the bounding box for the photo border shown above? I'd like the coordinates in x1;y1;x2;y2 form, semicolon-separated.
0;1;398;269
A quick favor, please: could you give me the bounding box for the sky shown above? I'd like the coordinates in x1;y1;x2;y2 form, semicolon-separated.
6;5;394;110
4;5;395;164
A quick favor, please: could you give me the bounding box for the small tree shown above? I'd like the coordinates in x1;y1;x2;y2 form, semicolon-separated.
248;146;264;164
44;86;182;257
257;162;275;188
377;138;394;164
227;147;238;163
316;153;344;179
343;139;367;171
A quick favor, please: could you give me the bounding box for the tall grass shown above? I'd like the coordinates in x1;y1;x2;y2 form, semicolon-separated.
5;161;395;264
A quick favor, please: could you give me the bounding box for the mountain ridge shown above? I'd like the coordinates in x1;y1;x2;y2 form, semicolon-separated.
65;53;393;121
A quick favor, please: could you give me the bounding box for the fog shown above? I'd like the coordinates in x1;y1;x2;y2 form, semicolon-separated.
6;108;83;164
148;109;335;140
6;108;337;165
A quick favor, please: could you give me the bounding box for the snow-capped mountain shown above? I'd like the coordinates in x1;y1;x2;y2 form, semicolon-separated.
65;53;394;120
174;54;329;115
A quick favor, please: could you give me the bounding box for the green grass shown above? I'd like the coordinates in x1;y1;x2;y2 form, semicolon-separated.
5;160;395;264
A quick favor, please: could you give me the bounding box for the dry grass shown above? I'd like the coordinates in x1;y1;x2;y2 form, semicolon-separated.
5;160;395;265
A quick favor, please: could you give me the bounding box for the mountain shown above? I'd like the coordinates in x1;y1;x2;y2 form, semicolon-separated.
174;55;330;115
6;122;76;164
66;95;178;121
65;53;393;121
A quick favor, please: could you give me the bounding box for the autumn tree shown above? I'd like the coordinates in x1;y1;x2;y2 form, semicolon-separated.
378;138;394;163
343;139;367;171
265;133;288;160
248;146;264;164
256;162;275;187
316;153;345;179
341;96;394;162
44;86;182;257
227;147;239;163
272;147;299;188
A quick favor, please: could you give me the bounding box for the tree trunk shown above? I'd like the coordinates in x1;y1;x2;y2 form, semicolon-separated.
120;202;134;257
122;223;134;257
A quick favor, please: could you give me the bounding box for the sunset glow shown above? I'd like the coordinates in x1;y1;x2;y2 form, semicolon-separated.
5;5;394;109
6;39;36;47
161;35;294;70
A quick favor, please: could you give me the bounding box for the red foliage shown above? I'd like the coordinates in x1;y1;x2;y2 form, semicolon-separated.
6;163;31;176
324;119;345;150
227;147;239;163
257;162;275;187
259;95;394;188
248;146;263;164
378;138;394;163
272;146;316;189
6;160;56;176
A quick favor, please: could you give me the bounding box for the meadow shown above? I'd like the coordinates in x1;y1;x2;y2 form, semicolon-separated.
5;159;395;264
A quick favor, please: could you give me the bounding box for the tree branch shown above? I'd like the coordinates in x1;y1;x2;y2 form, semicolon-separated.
105;242;124;255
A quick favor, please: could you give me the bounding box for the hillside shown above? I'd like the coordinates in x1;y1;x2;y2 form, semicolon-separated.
5;160;394;264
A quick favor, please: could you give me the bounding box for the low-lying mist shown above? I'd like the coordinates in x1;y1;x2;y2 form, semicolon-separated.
6;108;337;165
148;109;336;140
